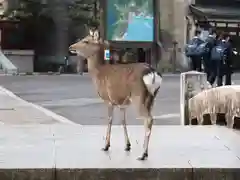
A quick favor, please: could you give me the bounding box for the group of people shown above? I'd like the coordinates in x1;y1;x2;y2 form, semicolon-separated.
185;27;236;87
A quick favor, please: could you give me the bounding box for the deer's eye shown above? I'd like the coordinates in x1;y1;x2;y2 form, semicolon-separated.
83;41;89;44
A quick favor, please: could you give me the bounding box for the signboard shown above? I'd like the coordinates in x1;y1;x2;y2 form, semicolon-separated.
106;0;154;42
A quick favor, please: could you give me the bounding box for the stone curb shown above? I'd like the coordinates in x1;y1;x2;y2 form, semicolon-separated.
1;168;240;180
0;72;180;77
17;72;61;76
0;72;87;76
0;72;60;76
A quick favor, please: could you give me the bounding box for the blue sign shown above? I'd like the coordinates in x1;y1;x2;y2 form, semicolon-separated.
124;15;153;41
106;0;154;42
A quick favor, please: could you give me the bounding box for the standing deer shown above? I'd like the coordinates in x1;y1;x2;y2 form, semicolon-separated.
69;29;162;160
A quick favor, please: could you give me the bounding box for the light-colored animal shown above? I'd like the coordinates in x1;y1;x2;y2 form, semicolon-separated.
189;85;240;128
69;29;162;160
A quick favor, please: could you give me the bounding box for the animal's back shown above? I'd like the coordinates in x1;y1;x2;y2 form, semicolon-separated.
93;63;162;105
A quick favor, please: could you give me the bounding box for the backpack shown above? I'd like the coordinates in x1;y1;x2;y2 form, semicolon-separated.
204;35;215;52
211;42;228;61
185;37;205;57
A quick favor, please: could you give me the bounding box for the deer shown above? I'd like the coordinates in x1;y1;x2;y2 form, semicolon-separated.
69;29;162;160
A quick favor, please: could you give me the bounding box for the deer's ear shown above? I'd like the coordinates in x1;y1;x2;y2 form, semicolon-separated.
93;30;100;41
89;29;94;36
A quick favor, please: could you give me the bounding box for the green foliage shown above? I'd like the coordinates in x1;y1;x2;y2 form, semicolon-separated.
3;0;50;20
3;0;100;27
68;0;100;27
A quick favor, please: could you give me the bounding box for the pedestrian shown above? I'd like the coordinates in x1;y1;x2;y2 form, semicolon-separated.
208;32;227;87
223;33;233;85
199;21;210;42
185;30;203;72
202;28;217;80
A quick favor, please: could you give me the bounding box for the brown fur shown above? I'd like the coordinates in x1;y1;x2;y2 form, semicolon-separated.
69;30;161;160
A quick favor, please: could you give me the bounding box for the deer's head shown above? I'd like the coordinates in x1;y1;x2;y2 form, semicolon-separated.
69;29;103;58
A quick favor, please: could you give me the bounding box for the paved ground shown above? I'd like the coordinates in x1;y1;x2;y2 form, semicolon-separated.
1;74;240;179
2;125;240;168
0;73;240;125
1;124;240;180
0;86;74;124
0;74;179;125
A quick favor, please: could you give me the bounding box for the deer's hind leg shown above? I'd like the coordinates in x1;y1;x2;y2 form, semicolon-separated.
102;105;114;151
137;91;157;161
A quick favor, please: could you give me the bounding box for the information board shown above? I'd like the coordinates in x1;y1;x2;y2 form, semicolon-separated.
106;0;154;42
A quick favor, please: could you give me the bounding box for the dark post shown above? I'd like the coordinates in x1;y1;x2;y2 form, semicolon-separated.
172;41;178;73
99;0;105;41
99;0;111;64
153;0;160;69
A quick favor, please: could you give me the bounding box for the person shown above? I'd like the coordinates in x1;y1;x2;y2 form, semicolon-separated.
202;28;217;79
185;30;204;72
208;32;227;87
199;21;211;42
223;33;233;85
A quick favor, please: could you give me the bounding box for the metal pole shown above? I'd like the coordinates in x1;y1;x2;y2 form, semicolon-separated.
172;41;178;73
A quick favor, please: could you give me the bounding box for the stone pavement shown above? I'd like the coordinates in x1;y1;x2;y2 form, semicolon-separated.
0;86;74;125
1;77;240;180
0;75;180;125
1;124;240;180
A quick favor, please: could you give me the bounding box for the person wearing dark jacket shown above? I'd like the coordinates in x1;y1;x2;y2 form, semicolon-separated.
202;29;216;79
208;32;225;86
189;30;203;71
223;34;233;85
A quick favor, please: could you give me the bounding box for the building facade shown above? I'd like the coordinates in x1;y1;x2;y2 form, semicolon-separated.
189;0;240;70
159;0;240;71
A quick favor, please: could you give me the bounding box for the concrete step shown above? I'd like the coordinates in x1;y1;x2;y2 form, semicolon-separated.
0;50;18;74
0;124;240;180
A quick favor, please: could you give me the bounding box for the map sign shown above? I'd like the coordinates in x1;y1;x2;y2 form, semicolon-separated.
106;0;154;42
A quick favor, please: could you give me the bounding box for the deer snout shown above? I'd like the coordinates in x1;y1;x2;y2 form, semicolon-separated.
69;45;77;54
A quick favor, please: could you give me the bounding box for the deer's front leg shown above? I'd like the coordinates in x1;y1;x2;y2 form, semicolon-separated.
120;107;131;151
138;116;153;161
102;105;114;151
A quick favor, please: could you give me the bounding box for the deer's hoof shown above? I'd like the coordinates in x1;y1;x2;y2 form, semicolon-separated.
124;143;131;151
137;153;148;161
101;145;110;151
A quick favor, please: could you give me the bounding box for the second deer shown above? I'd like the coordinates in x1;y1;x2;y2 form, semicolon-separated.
69;29;162;160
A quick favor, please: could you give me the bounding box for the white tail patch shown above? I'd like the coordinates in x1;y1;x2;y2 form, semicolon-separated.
143;72;162;95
